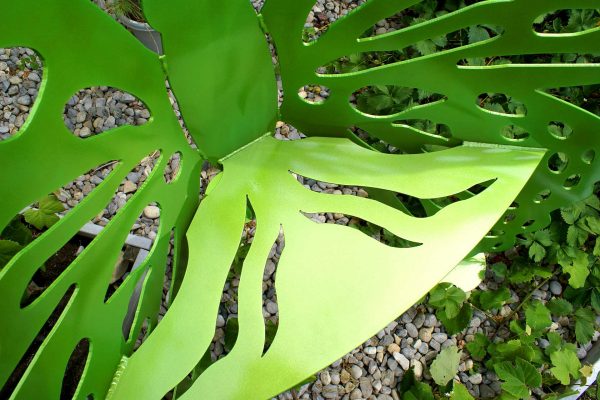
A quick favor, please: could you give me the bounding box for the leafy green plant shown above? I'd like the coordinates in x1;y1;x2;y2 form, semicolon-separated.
22;194;64;230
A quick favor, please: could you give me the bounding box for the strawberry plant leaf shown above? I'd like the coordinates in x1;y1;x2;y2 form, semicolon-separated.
494;358;541;399
450;382;475;400
0;240;22;269
466;333;490;361
550;348;581;385
23;195;64;230
477;287;511;311
429;283;467;319
561;250;591;289
546;298;573;316
431;345;462;386
525;301;551;332
574;308;596;344
0;217;33;246
438;304;473;335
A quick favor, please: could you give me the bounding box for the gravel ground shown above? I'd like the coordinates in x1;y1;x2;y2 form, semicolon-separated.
1;1;599;399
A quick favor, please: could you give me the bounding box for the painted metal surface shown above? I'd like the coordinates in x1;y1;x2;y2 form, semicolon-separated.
0;0;596;399
262;0;600;251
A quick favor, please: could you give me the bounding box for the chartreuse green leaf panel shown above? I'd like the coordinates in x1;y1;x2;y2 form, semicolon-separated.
109;137;543;399
0;0;201;399
262;0;600;251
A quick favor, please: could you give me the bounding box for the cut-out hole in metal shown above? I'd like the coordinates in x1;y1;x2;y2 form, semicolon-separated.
63;87;150;138
0;286;75;399
501;124;529;141
0;47;43;141
548;152;568;174
163;152;182;184
352;85;446;116
60;338;90;400
477;93;527;116
298;85;330;104
547;121;573;140
533;9;600;34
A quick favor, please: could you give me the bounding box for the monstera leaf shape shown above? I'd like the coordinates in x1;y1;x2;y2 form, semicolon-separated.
0;0;596;399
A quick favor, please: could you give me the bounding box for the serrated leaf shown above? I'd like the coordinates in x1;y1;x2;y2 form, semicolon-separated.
579;364;593;378
438;303;473;335
466;333;489;361
23;195;64;230
550;348;581;385
544;332;563;357
574;308;596;344
429;283;467;319
450;382;474;400
546;298;573;316
561;251;590;289
591;288;600;313
494;358;541;399
404;381;435;400
431;346;462;386
528;241;546;262
525;301;551;332
414;39;437;56
0;217;33;246
0;240;22;269
478;287;511;310
468;25;490;44
491;262;507;278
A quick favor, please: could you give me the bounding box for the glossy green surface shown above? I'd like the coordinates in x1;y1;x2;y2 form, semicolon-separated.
262;0;600;251
144;0;278;162
0;1;201;398
0;0;597;399
109;137;542;399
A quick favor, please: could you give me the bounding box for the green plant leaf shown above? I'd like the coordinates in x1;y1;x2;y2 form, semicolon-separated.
450;382;474;400
431;345;462;386
546;298;573;316
404;380;435;400
494;358;542;399
525;301;551;332
224;317;239;353
561;250;590;289
0;217;33;246
438;304;473;335
478;287;511;310
429;283;467;319
491;262;507;278
466;333;490;361
550;348;581;385
574;308;596;344
0;240;22;269
23;195;64;230
468;25;490;44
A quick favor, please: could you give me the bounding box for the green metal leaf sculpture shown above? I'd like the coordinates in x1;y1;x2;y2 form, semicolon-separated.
0;0;597;399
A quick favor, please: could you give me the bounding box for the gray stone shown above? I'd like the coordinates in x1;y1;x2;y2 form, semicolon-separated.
121;93;136;103
468;373;483;385
549;281;562;295
143;205;160;219
392;353;409;370
320;371;331;386
16;95;31;106
122;180;137;194
351;365;363;379
418;327;433;343
480;384;495;398
432;333;448;343
406;323;418;338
